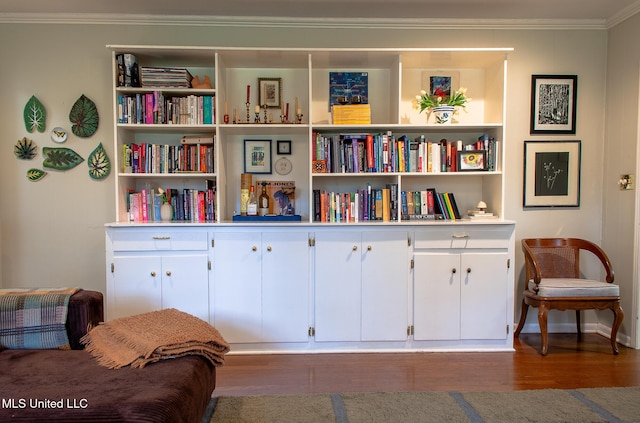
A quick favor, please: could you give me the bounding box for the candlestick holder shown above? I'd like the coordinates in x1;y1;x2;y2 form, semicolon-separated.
296;113;303;124
245;102;251;123
262;104;268;124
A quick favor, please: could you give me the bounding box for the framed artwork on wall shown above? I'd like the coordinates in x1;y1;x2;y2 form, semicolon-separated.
258;78;282;108
530;75;577;134
244;139;272;174
421;70;460;98
523;140;581;208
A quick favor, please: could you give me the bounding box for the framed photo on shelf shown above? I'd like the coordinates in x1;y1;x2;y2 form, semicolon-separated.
458;150;486;171
530;75;577;134
244;139;272;174
277;140;291;155
422;70;460;97
523;140;581;208
258;77;282;108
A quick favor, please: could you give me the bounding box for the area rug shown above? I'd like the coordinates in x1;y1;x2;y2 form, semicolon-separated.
203;387;640;423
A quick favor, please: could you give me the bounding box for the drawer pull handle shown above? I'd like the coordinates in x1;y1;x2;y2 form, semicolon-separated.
150;271;156;277
252;246;257;251
452;234;469;239
467;268;471;274
367;245;372;251
267;246;272;252
166;271;172;276
352;245;358;251
452;268;456;274
152;236;171;240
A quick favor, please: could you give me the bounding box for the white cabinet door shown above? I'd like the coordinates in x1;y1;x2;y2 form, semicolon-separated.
111;255;162;320
213;232;262;343
314;231;362;342
414;252;508;341
361;231;409;341
413;253;461;340
161;254;209;322
460;252;508;340
261;231;310;343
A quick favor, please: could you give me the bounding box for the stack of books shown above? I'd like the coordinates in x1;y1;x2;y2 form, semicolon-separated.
332;104;371;124
140;67;193;88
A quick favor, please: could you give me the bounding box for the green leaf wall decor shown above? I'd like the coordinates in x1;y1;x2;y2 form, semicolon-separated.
23;95;46;133
42;147;84;171
69;94;99;137
27;168;47;182
14;137;37;160
88;142;111;180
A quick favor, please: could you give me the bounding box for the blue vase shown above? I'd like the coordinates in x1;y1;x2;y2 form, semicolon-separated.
432;105;456;124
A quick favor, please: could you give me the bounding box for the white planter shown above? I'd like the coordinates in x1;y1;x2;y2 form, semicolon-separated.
432;105;456;124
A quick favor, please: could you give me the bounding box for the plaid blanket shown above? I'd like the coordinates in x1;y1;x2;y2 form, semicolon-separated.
0;287;79;350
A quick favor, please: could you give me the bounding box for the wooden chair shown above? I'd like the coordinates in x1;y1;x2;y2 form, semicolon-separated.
514;238;623;355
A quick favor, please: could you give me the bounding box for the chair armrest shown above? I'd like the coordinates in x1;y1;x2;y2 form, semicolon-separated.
575;239;615;283
521;240;542;291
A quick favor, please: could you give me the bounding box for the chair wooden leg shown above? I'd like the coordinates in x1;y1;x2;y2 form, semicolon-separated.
537;304;549;356
514;298;529;337
610;302;624;355
576;310;582;340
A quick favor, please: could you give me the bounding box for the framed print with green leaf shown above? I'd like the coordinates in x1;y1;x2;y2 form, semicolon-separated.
523;140;581;208
530;75;577;134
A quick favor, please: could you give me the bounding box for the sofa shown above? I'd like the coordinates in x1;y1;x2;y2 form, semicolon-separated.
0;290;217;423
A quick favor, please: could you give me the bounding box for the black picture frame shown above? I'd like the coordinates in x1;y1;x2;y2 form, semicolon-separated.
243;139;272;174
457;150;486;171
277;140;291;155
530;75;577;134
523;140;581;208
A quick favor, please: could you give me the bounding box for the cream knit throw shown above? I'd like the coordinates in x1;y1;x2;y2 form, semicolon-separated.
81;308;230;369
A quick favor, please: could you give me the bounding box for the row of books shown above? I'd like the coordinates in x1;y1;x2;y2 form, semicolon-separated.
140;66;194;88
312;184;462;223
312;131;499;174
127;186;216;223
117;92;215;125
122;138;214;174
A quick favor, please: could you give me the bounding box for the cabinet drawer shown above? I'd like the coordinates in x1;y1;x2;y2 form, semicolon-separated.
414;226;512;250
109;229;208;251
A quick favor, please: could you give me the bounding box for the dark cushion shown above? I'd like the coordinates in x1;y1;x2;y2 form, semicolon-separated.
66;290;104;350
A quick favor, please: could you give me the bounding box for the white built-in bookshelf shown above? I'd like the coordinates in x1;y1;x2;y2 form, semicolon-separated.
108;46;511;224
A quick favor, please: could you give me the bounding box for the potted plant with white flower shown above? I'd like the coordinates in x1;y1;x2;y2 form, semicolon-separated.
415;87;471;124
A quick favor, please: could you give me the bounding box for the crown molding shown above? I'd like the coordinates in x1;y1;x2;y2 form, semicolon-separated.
606;0;640;28
0;13;611;30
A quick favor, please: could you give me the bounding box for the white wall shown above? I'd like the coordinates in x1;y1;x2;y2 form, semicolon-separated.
0;21;613;336
605;14;640;346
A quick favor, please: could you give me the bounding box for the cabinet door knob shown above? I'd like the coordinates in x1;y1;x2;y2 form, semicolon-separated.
150;271;156;277
352;245;358;251
166;271;172;276
451;268;456;274
252;246;257;251
367;245;372;251
467;268;471;273
267;246;272;252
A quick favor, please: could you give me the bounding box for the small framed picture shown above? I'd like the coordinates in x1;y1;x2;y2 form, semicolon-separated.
458;150;486;171
258;77;282;108
244;139;272;174
530;75;577;134
422;70;460;97
277;140;291;155
523;140;581;208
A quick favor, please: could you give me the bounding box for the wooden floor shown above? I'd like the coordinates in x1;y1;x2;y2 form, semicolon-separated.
214;334;640;396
